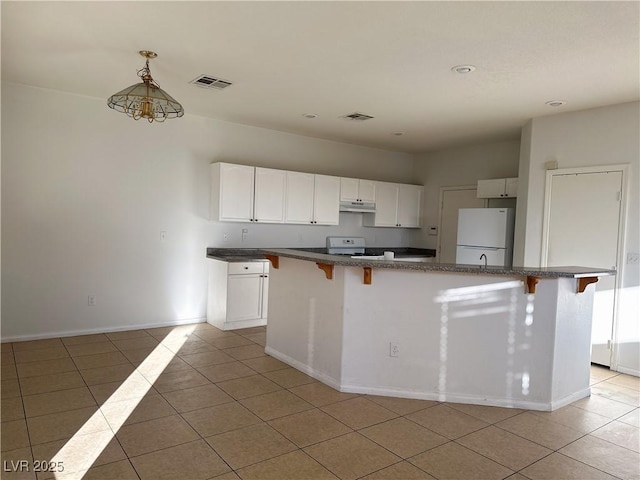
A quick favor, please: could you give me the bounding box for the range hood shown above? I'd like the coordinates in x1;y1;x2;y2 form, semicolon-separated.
339;201;376;213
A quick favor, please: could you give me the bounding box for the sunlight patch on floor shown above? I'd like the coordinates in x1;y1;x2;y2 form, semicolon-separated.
51;325;196;479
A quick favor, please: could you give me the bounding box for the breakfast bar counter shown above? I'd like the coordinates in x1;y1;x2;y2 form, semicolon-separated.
260;248;614;411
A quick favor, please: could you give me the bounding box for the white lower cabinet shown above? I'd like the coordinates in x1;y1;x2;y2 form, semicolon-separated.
207;260;269;330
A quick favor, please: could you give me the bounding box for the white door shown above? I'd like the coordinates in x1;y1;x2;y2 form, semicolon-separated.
313;175;341;225
544;170;623;366
285;171;315;224
254;167;286;223
438;188;486;263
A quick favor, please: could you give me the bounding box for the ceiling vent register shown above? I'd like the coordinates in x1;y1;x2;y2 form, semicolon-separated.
191;75;233;90
342;112;374;121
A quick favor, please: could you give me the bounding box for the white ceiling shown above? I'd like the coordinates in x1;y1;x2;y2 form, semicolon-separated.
2;1;638;153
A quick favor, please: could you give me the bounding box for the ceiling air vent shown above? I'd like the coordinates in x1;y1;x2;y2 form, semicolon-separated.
190;75;233;90
342;112;374;121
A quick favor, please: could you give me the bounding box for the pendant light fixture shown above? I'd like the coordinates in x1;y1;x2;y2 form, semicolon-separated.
107;50;184;123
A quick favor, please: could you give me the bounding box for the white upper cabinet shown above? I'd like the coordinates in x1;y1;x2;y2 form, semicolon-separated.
313;174;341;225
212;162;418;228
285;172;340;225
368;182;399;227
397;184;422;228
340;178;376;203
253;167;286;223
477;178;519;198
364;181;422;228
210;163;285;223
285;171;315;224
211;163;255;222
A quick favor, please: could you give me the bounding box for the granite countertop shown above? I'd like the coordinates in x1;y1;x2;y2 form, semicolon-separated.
259;248;616;279
206;248;270;262
206;247;436;262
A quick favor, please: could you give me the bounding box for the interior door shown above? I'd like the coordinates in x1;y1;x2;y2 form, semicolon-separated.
544;170;623;366
438;187;486;263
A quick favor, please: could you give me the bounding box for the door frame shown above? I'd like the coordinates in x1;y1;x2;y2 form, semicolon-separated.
540;164;630;370
437;185;486;262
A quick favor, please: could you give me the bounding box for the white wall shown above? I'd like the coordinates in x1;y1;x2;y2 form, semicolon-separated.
1;82;414;340
515;101;640;375
412;140;521;248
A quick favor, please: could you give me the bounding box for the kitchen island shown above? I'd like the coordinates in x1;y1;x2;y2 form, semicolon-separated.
260;248;614;411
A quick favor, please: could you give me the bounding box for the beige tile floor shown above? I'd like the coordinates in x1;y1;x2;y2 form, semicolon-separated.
1;322;638;480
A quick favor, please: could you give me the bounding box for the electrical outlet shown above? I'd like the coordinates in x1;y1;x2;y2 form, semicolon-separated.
389;342;399;357
223;233;229;242
160;231;167;242
242;228;248;242
88;295;97;307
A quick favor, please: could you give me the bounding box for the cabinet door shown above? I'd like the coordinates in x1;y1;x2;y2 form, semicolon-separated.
313;175;341;225
397;184;422;228
340;177;360;202
285;171;315;224
370;182;399;227
254;167;286;223
358;180;376;203
261;268;269;320
215;163;255;222
477;179;507;198
505;178;519;197
227;274;262;322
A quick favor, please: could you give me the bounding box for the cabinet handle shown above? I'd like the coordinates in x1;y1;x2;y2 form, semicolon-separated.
244;266;249;270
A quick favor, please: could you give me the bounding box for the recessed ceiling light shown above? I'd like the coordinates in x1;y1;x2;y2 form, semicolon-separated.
302;113;318;119
451;65;476;74
391;132;405;136
545;100;566;107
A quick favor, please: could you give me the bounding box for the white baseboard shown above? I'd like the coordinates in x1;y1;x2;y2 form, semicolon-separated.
550;388;591;410
264;345;585;411
615;365;640;377
264;346;341;390
1;317;207;343
341;383;564;411
210;318;267;331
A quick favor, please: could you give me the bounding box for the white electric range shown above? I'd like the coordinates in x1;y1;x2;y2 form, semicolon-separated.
325;236;385;260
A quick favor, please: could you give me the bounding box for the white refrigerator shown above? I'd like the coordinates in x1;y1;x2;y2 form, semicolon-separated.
456;208;515;266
